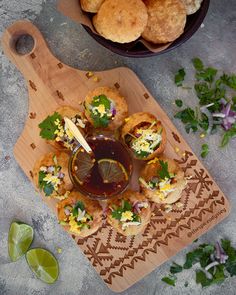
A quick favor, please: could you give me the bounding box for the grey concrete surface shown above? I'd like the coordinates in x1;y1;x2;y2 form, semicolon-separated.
0;0;236;294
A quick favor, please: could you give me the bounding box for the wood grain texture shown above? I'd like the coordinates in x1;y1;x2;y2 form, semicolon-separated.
1;20;230;292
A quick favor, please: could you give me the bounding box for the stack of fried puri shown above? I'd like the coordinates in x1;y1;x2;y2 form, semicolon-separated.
80;0;203;44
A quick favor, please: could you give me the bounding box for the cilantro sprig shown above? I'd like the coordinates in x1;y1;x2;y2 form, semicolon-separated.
175;68;186;87
38;171;54;196
174;58;236;157
201;144;209;158
90;95;112;128
162;239;236;288
38;112;62;140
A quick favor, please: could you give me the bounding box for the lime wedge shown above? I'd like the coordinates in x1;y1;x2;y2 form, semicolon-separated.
98;159;128;183
8;222;34;262
73;148;95;184
26;248;59;284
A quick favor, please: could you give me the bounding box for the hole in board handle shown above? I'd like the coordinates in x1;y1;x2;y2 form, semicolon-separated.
14;34;35;56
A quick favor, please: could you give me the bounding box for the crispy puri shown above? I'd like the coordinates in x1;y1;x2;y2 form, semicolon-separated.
121;112;166;160
140;156;187;204
57;191;103;237
80;0;104;13
181;0;203;15
107;190;151;236
93;0;148;43
33;151;73;198
84;86;128;130
142;0;187;44
43;106;87;151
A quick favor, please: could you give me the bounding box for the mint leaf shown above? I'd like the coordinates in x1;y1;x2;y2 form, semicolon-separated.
175;99;183;108
170;262;183;274
175;68;186;87
192;58;204;71
38;112;62;140
201;144;209;158
162;275;176;286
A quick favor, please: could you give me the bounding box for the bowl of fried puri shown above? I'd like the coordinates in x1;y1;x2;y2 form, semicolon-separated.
79;0;210;57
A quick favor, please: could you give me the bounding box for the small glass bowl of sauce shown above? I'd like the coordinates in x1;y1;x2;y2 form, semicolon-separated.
69;135;133;200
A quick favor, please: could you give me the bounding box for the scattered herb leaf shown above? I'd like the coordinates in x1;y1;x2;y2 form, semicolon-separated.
175;99;183;108
161;275;176;286
184;281;189;287
174;57;236;157
201;144;209;158
221;124;236;147
192;58;204;71
170;262;183;274
175;68;186;87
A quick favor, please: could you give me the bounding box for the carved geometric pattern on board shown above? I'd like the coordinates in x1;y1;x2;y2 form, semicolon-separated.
72;151;227;285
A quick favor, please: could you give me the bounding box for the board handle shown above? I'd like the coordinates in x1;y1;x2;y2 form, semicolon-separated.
1;20;56;79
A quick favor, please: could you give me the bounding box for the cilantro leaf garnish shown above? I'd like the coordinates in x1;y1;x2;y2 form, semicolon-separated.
174;57;236;155
170;262;183;274
158;160;171;180
38;112;62;140
175;68;186;87
201;144;209;158
90;95;112;128
183;244;214;269
221;124;236;147
161;275;177;286
72;201;85;216
220;73;236;90
174;108;199;133
92;95;111;109
196;67;217;83
221;239;236;276
38;171;54;197
111;200;139;222
162;240;236;289
192;57;204;71
134;150;150;159
43;183;54;196
175;99;183;108
196;265;226;288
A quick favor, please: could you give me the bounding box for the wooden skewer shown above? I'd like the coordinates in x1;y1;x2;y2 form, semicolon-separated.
64;117;92;154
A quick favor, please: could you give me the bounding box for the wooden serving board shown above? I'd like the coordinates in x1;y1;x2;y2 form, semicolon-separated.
2;20;230;293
